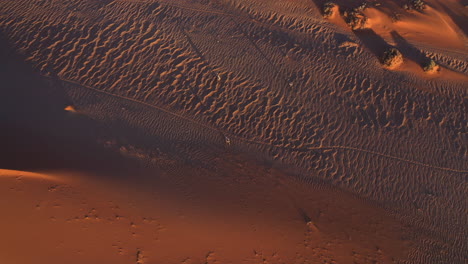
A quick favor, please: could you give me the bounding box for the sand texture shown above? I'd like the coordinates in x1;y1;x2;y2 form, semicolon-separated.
0;0;467;263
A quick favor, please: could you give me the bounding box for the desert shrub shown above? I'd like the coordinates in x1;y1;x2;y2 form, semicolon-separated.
322;2;336;18
404;0;426;11
354;2;368;12
381;48;403;68
412;0;426;10
342;2;370;30
344;10;367;30
391;13;403;22
423;59;438;72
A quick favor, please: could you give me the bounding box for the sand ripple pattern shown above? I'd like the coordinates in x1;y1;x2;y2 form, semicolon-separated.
1;0;467;262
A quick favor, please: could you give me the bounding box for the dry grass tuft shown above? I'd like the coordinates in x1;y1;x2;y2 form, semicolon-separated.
344;11;368;30
404;0;427;11
422;59;439;73
322;2;337;18
381;48;403;69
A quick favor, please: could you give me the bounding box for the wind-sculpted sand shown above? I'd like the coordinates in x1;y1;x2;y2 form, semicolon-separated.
0;0;467;263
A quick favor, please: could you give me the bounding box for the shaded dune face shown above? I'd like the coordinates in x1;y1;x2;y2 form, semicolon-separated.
0;0;467;263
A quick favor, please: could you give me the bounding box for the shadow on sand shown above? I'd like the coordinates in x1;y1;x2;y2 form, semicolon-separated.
354;28;392;62
390;30;428;67
0;31;141;179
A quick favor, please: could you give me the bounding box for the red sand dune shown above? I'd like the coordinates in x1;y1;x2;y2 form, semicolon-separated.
0;0;467;263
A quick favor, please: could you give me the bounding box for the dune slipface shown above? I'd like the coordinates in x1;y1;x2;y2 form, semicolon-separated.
0;0;466;263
